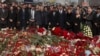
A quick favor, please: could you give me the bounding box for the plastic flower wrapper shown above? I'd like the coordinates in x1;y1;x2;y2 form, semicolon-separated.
85;49;92;56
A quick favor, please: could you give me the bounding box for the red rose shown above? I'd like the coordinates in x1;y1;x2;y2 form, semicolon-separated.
62;30;68;38
75;41;87;47
37;27;45;33
92;36;99;42
52;27;62;36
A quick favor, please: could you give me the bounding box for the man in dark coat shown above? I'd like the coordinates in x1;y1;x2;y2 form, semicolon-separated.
0;3;8;28
42;6;49;29
93;7;100;35
34;6;48;28
8;6;17;29
48;6;58;29
19;4;30;30
57;6;66;29
72;10;81;33
34;6;43;28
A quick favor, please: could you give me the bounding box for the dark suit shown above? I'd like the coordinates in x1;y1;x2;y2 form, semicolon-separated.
16;9;21;30
0;8;8;28
42;11;49;29
58;10;66;29
48;11;58;28
18;8;30;30
34;10;49;28
8;10;17;29
35;10;42;27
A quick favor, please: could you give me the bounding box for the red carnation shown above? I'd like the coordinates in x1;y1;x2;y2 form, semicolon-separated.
62;30;69;39
27;52;33;56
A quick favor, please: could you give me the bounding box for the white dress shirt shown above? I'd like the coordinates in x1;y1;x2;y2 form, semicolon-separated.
31;9;35;19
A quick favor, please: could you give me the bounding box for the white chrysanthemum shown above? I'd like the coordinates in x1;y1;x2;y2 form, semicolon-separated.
30;45;36;51
83;25;93;37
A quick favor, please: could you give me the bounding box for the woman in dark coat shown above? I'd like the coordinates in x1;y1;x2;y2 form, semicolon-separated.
73;9;81;33
65;8;74;31
81;7;95;37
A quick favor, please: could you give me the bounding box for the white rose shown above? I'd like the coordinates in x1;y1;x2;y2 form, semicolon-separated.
36;48;42;52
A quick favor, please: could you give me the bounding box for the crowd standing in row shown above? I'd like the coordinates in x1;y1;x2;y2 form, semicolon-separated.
0;2;100;36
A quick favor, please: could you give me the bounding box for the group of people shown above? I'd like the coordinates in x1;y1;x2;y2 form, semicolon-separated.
0;2;100;36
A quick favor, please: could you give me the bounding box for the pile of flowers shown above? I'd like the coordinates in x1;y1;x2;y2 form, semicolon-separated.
0;27;100;56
